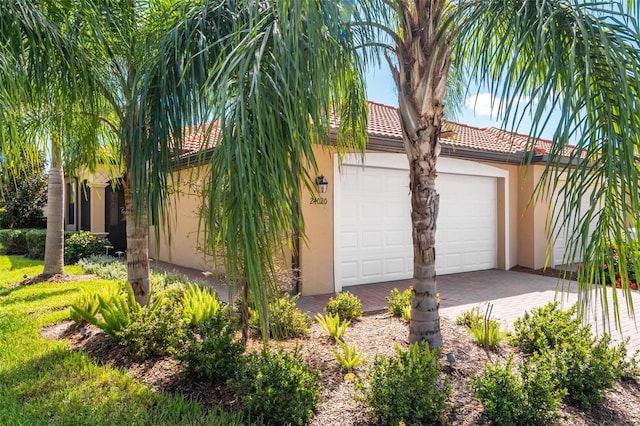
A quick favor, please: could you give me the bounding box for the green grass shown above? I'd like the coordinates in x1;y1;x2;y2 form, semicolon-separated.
0;255;245;425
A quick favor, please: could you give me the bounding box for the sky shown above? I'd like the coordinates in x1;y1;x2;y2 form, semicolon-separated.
365;65;562;141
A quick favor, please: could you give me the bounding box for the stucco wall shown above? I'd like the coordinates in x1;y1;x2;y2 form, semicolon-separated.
298;145;337;295
490;162;520;269
516;165;550;269
148;166;219;273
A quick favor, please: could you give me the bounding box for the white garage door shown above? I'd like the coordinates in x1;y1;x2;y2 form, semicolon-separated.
339;164;497;287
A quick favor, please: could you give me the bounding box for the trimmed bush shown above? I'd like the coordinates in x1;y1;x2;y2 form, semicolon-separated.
511;301;637;406
473;354;565;425
231;347;321;426
64;231;112;264
0;229;28;255
180;311;244;382
358;342;450;425
386;287;412;316
78;255;128;280
325;291;363;321
250;293;311;339
24;229;47;259
509;302;581;353
117;290;186;359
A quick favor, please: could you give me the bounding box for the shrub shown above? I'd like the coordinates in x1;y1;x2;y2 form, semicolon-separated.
182;283;225;327
509;302;581;353
180;311;244;382
0;152;47;229
315;313;350;342
0;229;28;255
551;334;632;407
358;342;450;425
333;341;366;371
467;317;506;350
401;304;411;322
78;255;127;280
72;284;186;359
591;241;640;289
325;291;363;321
24;229;46;259
511;301;636;406
151;270;192;291
64;231;112;264
386;287;412;316
250;293;311;339
473;354;564;426
117;290;186;359
70;290;103;323
231;347;321;426
455;306;482;327
71;284;138;337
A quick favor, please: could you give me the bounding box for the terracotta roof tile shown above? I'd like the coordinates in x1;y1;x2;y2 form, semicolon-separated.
364;101;570;156
180;101;571;158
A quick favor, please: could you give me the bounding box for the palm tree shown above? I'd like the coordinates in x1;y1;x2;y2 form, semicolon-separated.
5;0;639;348
200;0;640;347
1;0;367;329
0;4;104;277
335;0;640;347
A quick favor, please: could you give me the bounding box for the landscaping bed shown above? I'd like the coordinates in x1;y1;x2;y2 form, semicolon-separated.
45;306;640;425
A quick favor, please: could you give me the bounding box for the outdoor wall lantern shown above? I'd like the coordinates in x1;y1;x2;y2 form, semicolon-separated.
315;175;329;193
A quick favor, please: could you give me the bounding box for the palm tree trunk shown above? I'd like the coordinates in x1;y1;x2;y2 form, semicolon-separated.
43;141;64;276
123;177;150;305
407;147;442;347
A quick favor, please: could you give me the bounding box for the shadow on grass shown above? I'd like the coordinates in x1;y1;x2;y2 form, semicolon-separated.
0;288;78;308
0;347;245;425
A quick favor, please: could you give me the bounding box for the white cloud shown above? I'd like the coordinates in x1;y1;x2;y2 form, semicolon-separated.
465;92;535;118
465;93;501;117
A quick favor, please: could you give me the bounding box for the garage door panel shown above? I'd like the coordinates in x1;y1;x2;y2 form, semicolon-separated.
385;231;405;247
385;258;404;274
339;164;497;286
362;231;382;248
341;232;358;249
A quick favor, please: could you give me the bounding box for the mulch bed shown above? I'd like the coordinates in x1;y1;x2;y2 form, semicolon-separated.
42;312;640;425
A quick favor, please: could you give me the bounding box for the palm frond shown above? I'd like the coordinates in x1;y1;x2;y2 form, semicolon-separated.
454;0;640;328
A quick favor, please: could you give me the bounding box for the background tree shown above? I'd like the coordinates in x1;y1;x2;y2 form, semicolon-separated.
1;3;108;276
0;149;47;229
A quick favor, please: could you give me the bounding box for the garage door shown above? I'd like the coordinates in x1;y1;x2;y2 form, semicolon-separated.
339;164;497;287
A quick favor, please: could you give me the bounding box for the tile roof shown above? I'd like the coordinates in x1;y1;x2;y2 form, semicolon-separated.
179;101;568;158
364;101;567;156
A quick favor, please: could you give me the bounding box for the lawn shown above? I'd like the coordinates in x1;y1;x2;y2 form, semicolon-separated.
0;255;243;425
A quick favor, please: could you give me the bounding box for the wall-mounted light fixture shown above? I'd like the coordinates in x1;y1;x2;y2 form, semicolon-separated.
315;175;329;193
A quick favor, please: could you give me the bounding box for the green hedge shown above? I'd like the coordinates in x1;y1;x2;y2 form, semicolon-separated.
0;229;29;255
0;229;112;263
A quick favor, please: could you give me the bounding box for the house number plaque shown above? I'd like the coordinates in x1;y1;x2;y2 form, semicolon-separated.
310;196;328;205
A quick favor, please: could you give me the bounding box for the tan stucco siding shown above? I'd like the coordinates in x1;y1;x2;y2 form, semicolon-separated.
516;165;550;269
149;166;218;273
490;162;520;269
298;145;337;295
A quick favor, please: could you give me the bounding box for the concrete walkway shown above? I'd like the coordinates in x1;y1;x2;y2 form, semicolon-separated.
154;261;640;355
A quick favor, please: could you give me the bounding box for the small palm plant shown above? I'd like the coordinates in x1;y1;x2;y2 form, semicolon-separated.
182;283;225;327
333;341;366;371
315;313;350;342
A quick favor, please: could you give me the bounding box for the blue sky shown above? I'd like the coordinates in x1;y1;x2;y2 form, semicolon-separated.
365;65;562;141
